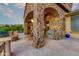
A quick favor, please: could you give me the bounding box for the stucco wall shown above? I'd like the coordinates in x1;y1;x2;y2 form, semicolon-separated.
65;16;79;38
65;16;71;32
71;33;79;38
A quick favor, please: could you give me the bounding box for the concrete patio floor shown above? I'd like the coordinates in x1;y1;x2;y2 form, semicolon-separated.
11;37;79;56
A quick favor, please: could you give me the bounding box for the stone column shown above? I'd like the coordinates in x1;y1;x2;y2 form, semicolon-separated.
24;21;30;38
24;21;27;35
65;16;71;33
33;4;45;48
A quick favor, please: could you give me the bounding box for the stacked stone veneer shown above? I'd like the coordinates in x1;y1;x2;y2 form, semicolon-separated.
24;3;71;48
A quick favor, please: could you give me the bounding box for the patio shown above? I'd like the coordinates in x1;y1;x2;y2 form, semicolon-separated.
11;35;79;56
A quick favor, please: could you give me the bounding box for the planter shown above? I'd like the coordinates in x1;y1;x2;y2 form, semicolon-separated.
9;31;19;41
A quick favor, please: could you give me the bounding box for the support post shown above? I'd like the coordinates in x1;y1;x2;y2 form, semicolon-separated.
33;4;45;48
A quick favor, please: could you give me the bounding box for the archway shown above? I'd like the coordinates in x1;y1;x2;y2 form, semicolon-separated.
44;7;59;38
24;11;33;35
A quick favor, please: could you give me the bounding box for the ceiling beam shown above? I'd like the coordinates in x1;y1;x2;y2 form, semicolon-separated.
56;3;70;13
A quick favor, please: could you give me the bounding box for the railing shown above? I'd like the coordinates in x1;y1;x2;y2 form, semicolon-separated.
0;37;11;56
0;42;5;56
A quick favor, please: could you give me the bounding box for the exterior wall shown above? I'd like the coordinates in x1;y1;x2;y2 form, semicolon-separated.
49;17;62;30
65;16;71;32
24;22;27;34
44;3;66;18
71;33;79;38
24;3;34;18
65;10;79;39
24;3;67;35
65;16;79;38
24;3;71;48
24;4;34;35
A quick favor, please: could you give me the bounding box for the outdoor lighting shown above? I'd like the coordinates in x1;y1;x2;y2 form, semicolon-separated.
31;19;34;22
47;24;49;27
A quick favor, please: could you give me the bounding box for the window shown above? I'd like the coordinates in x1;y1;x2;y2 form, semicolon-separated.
71;15;79;32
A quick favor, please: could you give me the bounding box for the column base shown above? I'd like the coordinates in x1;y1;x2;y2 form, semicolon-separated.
33;42;45;49
32;37;45;48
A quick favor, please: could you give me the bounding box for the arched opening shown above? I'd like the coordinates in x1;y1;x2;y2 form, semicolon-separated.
24;11;33;35
44;7;59;37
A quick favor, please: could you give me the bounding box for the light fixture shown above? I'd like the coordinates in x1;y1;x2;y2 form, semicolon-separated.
31;19;34;22
47;24;49;27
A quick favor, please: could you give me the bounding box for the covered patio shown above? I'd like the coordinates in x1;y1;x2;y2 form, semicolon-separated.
1;3;79;56
11;34;79;56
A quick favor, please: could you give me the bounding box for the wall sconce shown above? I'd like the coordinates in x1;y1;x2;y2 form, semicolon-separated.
31;19;34;23
47;24;49;27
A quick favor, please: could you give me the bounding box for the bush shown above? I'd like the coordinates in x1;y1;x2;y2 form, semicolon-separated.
0;24;24;33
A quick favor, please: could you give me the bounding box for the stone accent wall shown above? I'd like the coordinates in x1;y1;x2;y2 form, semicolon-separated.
24;3;71;48
24;3;34;17
53;17;65;40
48;16;65;40
33;4;45;48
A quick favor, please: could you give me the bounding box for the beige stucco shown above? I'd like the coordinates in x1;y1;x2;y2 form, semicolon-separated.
65;16;71;32
65;10;79;38
71;33;79;38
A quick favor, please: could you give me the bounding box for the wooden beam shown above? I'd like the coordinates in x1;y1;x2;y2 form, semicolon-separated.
56;3;70;13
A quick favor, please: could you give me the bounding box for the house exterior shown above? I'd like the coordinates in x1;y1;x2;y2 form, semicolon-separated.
65;10;79;38
23;3;72;48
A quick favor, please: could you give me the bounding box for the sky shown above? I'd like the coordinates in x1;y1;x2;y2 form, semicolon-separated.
71;3;79;11
0;3;79;25
0;3;25;25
